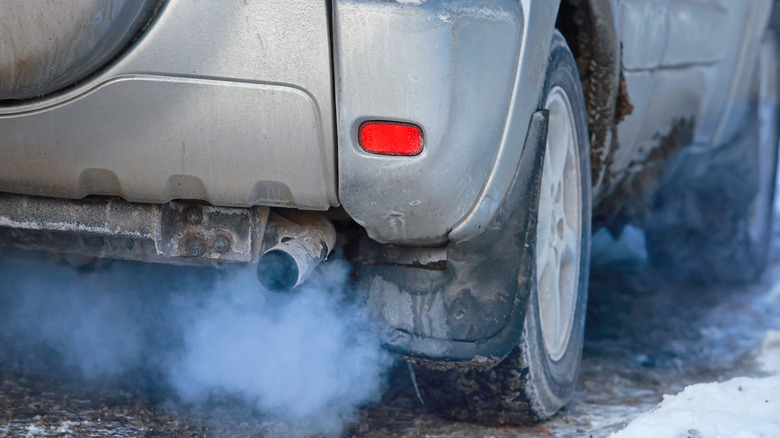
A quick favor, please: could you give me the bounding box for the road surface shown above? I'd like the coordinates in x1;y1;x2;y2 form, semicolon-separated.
0;223;778;437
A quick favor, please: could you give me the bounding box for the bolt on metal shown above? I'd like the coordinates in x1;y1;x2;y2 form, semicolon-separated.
187;239;206;257
185;207;203;223
213;235;230;253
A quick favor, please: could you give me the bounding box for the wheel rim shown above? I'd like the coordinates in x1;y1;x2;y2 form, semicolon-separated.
536;85;582;362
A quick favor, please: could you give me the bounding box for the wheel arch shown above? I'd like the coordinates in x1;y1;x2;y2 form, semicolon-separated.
555;0;627;201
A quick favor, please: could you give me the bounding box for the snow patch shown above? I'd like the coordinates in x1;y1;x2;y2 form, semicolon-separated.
610;376;780;438
759;330;780;374
25;424;45;438
55;421;78;433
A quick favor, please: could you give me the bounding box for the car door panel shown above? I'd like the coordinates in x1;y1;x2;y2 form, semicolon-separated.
608;0;770;199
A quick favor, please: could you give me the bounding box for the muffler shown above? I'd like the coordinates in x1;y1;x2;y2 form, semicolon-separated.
256;210;336;292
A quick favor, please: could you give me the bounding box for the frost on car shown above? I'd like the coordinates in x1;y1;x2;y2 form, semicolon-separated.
0;0;778;426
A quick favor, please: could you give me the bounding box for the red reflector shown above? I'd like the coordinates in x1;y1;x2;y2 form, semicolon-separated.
359;121;423;156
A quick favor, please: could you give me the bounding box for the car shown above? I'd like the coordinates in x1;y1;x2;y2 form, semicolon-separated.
1;0;778;425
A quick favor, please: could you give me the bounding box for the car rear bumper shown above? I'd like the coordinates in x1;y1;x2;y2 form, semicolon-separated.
0;0;337;210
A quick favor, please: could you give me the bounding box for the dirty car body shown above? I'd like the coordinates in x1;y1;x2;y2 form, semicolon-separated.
1;0;777;424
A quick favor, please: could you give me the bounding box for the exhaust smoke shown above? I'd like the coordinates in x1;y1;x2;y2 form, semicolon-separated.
0;251;394;435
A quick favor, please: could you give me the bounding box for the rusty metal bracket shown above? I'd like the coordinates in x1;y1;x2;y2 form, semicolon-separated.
0;193;270;266
158;202;267;262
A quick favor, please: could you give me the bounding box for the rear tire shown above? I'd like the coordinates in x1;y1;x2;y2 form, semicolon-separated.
646;33;780;285
413;30;592;425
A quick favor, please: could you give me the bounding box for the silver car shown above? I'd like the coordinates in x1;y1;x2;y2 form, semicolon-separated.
1;0;778;425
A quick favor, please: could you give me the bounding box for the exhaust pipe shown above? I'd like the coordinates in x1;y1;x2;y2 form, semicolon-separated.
0;192;336;289
256;211;336;292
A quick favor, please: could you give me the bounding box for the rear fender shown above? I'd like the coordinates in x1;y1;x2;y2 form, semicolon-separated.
334;0;559;245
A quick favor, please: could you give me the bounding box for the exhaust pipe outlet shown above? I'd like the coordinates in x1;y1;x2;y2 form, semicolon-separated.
256;211;336;292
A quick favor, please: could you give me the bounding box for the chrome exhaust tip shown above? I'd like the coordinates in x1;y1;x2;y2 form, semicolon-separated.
257;239;327;292
256;211;336;292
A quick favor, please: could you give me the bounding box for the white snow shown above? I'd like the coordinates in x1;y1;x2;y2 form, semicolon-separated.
55;421;78;433
25;424;45;438
609;376;780;438
759;330;780;374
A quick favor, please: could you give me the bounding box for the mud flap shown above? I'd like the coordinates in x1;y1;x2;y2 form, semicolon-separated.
360;110;549;363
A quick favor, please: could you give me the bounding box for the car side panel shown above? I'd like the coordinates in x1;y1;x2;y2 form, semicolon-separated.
606;0;771;199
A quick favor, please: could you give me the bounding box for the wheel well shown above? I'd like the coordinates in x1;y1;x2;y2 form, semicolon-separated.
554;0;631;197
555;0;585;69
